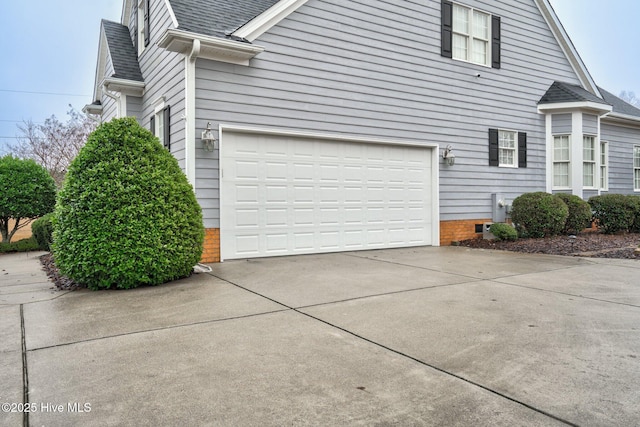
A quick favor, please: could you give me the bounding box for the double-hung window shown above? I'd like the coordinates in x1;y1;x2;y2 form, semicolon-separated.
441;1;501;69
583;136;596;188
634;146;640;191
498;130;517;167
150;99;170;150
600;141;608;190
553;135;570;188
137;0;150;55
452;5;490;66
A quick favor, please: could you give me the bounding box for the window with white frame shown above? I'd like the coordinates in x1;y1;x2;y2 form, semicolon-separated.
498;130;517;167
583;136;596;188
452;4;490;66
150;98;170;150
137;0;149;55
634;146;640;191
553;135;570;188
600;141;608;190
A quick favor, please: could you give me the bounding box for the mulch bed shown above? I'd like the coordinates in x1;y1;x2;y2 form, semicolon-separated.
40;253;84;291
458;232;640;259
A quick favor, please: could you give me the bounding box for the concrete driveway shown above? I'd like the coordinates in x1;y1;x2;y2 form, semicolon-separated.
1;247;639;426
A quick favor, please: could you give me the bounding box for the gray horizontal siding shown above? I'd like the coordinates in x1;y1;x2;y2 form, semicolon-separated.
583;114;598;135
101;55;118;121
195;0;584;225
552;114;572;134
601;122;640;194
126;95;142;119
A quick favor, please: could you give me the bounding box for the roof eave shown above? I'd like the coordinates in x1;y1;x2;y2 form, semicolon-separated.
158;29;264;65
232;0;309;42
103;77;146;96
83;103;104;115
533;0;600;97
537;101;613;115
602;112;640;127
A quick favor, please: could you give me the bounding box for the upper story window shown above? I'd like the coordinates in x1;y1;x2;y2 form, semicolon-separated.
489;128;526;168
498;130;517;167
137;0;150;55
441;1;501;69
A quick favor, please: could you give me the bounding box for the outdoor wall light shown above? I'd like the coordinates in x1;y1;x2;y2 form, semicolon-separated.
442;145;455;166
201;122;216;151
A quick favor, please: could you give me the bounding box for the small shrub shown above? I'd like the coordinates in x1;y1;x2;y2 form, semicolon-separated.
0;237;40;253
53;117;204;290
490;223;517;241
589;194;636;234
556;193;592;234
32;213;54;250
511;192;568;238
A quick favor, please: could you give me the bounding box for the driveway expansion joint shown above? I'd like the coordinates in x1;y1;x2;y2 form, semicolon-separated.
21;304;30;427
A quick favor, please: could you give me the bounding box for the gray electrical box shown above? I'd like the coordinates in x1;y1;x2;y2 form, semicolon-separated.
492;193;507;223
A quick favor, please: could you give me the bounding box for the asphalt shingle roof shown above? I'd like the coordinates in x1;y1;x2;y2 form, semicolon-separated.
598;86;640;118
169;0;280;39
102;19;144;82
538;81;608;105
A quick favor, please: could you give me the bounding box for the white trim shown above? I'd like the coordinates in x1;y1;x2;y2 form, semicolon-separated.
218;124;440;262
497;129;518;168
545;114;553;193
537;101;612;115
164;0;179;28
232;0;309;42
183;40;199;188
534;0;600;96
158;29;264;66
122;0;134;27
102;77;145;96
450;2;492;68
570;112;583;197
152;96;166;113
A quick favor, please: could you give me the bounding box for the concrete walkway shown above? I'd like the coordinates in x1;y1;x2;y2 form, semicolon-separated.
1;247;639;426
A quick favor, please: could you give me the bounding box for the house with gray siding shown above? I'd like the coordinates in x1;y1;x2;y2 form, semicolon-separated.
85;0;640;262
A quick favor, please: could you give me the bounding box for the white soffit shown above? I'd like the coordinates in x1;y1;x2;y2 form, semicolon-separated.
232;0;309;42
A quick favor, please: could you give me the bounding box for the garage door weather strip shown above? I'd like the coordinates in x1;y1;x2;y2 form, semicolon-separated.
209;271;579;427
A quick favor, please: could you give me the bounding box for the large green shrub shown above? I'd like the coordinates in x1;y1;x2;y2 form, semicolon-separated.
490;223;517;241
0;237;40;253
556;193;592;234
589;194;637;234
627;196;640;233
32;213;54;250
511;192;568;238
53;117;204;290
0;155;56;243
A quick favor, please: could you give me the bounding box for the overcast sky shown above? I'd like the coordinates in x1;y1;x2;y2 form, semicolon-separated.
0;0;638;153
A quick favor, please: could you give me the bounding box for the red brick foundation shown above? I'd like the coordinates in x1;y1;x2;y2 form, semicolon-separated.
201;228;220;263
439;219;492;246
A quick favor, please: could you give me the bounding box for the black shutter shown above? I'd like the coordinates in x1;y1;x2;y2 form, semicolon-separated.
491;16;501;69
441;1;453;58
518;132;527;168
489;128;499;166
163;105;170;150
149;116;155;136
144;0;150;47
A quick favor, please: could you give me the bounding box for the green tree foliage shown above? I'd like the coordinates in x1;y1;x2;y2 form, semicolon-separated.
53;117;204;290
0;155;56;243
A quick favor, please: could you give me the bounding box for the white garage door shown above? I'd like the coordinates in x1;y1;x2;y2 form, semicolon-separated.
220;132;436;260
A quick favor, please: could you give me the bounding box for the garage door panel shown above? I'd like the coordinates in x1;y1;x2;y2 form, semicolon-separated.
221;132;434;260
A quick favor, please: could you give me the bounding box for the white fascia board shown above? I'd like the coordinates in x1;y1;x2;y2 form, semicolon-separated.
93;28;109;103
534;0;601;97
164;0;179;28
82;103;103;115
602;113;640;128
232;0;309;42
102;78;145;96
158;29;264;66
122;0;133;26
537;101;612;115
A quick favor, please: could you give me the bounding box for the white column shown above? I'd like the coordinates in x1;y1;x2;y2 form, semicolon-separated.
571;111;583;198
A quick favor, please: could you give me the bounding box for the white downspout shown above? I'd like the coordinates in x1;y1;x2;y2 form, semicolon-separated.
184;39;200;188
102;84;121;118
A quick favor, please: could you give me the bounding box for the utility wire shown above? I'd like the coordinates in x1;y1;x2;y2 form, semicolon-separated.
0;89;90;97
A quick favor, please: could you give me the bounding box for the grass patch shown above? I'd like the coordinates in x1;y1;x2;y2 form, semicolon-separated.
0;237;41;253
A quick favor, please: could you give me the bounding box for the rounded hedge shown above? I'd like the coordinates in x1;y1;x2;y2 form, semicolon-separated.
52;117;204;290
490;223;518;241
511;192;568;238
589;194;637;234
556;193;592;234
32;213;54;250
